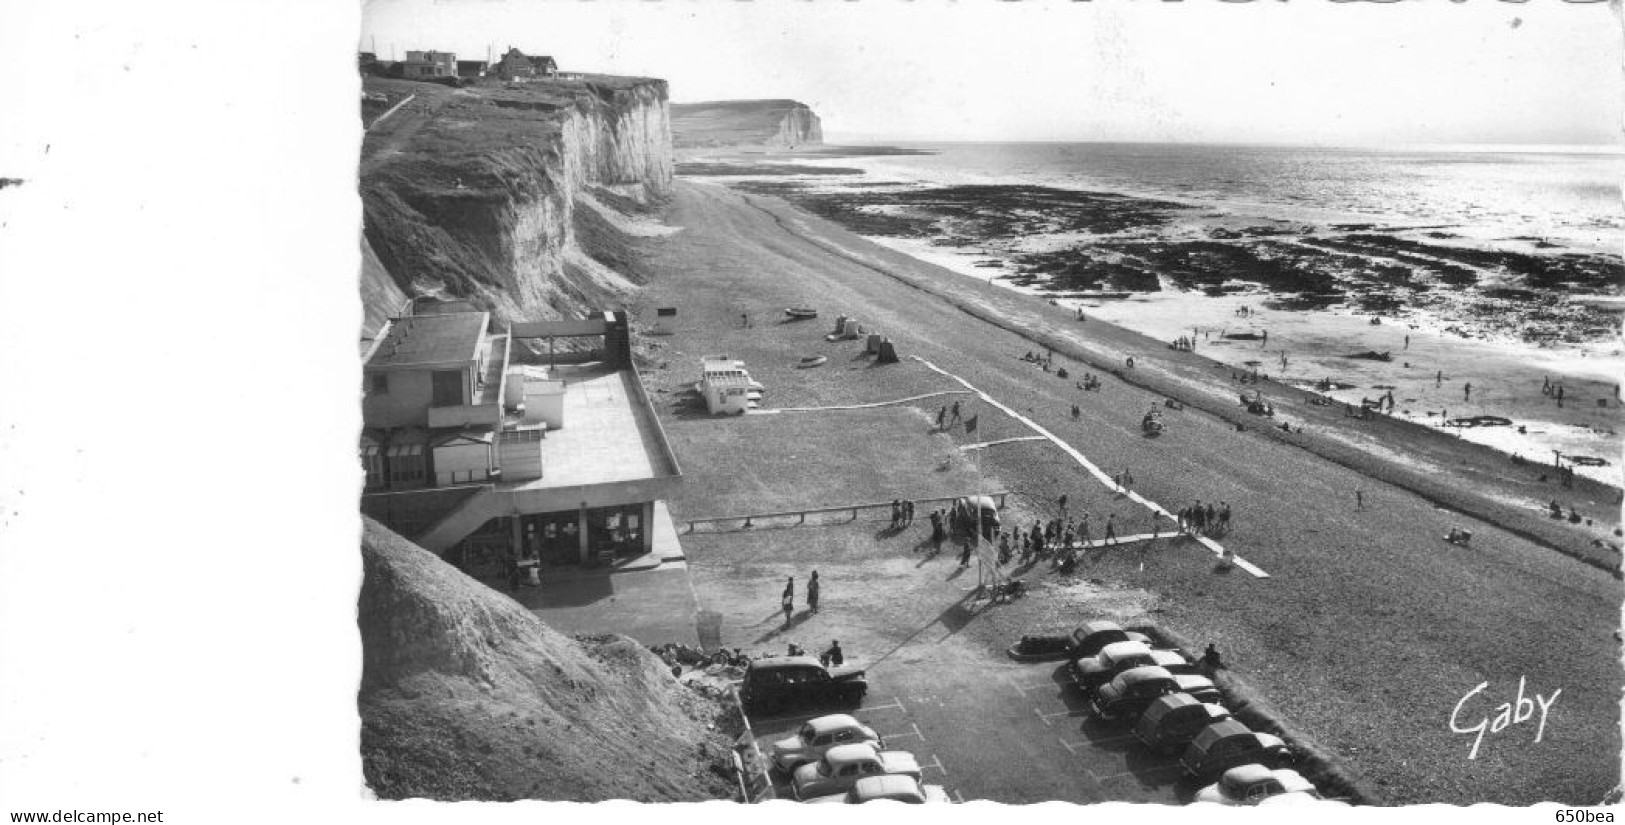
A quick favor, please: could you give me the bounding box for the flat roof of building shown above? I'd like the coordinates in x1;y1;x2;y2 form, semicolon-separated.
502;362;680;490
367;312;488;368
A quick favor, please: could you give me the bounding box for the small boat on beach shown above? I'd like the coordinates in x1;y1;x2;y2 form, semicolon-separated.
784;307;818;319
1343;350;1393;362
796;355;828;368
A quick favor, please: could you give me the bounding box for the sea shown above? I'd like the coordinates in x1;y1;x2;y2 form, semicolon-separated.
712;141;1625;484
811;141;1624;252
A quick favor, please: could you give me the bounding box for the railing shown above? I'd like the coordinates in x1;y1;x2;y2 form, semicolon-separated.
684;491;1011;533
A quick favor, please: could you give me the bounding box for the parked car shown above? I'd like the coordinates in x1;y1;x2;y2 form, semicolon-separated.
1071;641;1196;692
1069;620;1152;659
1007;634;1074;662
1194;765;1318;806
1089;666;1219;723
791;743;922;801
1256;792;1352;808
805;774;951;804
1181;719;1293;782
1134;693;1233;754
770;714;882;772
739;656;867;715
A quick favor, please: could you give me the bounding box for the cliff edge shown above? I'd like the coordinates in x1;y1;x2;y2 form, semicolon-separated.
359;75;673;328
358;517;737;801
671;99;823;149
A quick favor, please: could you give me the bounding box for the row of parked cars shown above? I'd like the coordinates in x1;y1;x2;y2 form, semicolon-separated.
737;656;950;803
767;714;948;803
1062;621;1346;806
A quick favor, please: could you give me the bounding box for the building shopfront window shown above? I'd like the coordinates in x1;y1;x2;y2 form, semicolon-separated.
587;504;644;557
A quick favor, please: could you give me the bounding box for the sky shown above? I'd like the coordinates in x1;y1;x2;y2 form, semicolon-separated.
361;0;1623;146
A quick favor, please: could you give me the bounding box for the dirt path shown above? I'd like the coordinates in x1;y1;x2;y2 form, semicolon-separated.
628;180;1620;805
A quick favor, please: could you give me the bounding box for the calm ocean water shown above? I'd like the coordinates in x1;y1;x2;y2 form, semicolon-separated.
820;142;1624;252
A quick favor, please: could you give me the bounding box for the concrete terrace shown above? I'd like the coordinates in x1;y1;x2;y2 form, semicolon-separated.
508;362;678;489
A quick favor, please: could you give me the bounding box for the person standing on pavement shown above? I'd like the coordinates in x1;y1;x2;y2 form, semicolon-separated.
1103;514;1118;546
807;571;820;612
781;577;795;625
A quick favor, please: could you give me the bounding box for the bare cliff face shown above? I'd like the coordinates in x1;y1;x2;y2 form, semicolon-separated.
670;99;823;149
359;75;673;328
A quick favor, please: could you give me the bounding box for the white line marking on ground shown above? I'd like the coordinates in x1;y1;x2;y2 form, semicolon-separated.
912;356;1270;579
1037;707;1086;723
853;698;905;715
881;728;923;742
912;721;925;743
921;754;948;776
769;389;978;414
1091;764;1184;782
952;789;966;804
1058;737;1081;755
1034;706;1051;727
960;435;1049;450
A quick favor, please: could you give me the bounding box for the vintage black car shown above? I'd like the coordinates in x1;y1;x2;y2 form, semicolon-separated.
739;656;867;714
1068;620;1152;659
1134;693;1233;754
1181;718;1293;782
1090;666;1221;723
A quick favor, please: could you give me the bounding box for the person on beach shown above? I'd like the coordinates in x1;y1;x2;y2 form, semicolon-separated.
958;535;974;568
781;577;795;625
936;406;946;428
950;401;962;425
1078;513;1092;547
741;312;750;328
1201;644;1225;672
1103;514;1118;546
1557;386;1565;407
1219;502;1232;530
1436;370;1443;387
1261;330;1268;347
1356;490;1365;510
824;641;844;667
1404;334;1410;349
1464;382;1472;402
905;500;915;525
890;499;900;527
1205;503;1216;531
1071;403;1081;420
807;571;820;612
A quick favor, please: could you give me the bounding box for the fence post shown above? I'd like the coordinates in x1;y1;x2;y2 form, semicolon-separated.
743;516;753;529
799;512;806;524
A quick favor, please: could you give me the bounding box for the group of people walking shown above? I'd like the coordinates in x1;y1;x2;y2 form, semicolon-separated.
1177;500;1231;536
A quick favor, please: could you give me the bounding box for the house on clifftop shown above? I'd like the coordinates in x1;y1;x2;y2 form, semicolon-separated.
403;50;457;79
494;47;559;81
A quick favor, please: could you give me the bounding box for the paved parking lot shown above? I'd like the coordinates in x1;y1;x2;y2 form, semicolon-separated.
744;653;1202;804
